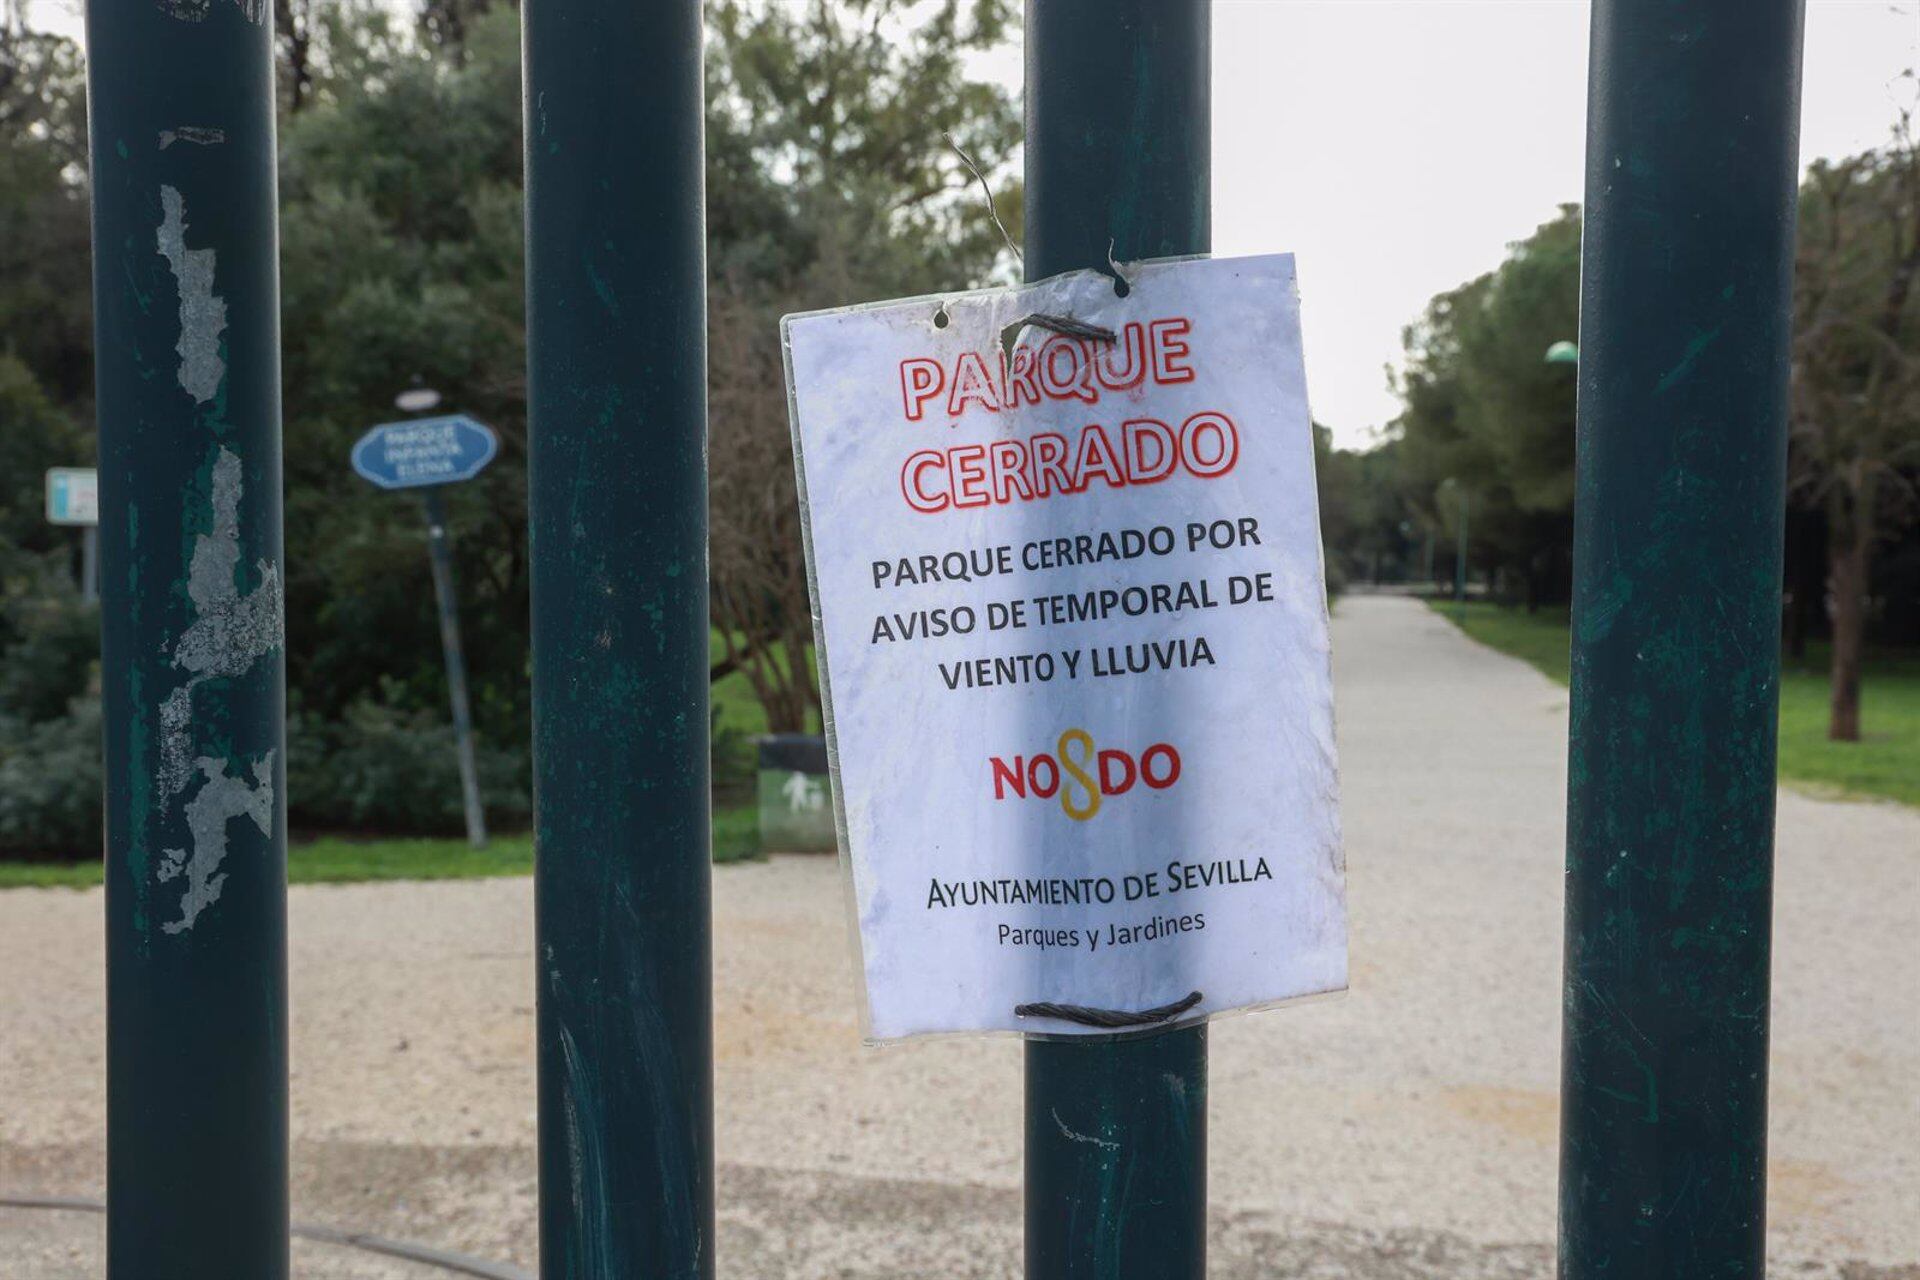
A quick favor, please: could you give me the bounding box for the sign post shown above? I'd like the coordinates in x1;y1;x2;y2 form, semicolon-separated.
787;5;1343;1274
522;0;714;1274
1024;4;1213;1275
1562;3;1804;1276
45;467;99;603
85;0;290;1272
422;488;487;848
351;412;497;849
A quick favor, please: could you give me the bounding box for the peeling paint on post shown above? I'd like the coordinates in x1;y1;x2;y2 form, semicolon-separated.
87;0;288;1270
1562;3;1805;1277
521;0;714;1274
1024;2;1210;1276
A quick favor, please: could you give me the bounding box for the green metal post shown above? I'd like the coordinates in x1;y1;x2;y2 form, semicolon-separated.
1024;3;1209;1276
421;488;487;849
522;0;714;1274
86;0;288;1273
1562;3;1804;1277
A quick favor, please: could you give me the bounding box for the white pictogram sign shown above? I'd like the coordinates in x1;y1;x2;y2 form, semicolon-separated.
784;254;1347;1041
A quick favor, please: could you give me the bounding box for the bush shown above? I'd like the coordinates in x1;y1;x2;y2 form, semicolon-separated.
289;695;530;835
711;705;756;804
0;586;98;724
0;696;103;856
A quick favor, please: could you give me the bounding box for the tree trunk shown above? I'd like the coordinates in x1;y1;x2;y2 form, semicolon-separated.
1783;508;1822;661
1826;525;1870;742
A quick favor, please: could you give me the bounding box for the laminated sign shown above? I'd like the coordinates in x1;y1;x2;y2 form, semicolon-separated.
783;254;1347;1041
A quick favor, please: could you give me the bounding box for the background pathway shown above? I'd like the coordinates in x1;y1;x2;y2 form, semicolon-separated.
3;595;1914;1277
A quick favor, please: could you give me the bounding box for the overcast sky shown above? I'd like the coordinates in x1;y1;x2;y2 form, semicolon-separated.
31;0;1918;449
1211;1;1918;447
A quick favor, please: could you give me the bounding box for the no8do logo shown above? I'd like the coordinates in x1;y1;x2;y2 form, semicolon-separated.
988;729;1183;821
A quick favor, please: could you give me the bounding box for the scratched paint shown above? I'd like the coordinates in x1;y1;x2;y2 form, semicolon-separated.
155;447;282;931
158;125;225;149
156;753;273;932
156;0;266;25
155;186;227;405
93;0;289;1265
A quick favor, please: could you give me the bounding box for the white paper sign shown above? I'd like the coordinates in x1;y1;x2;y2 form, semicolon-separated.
784;255;1347;1042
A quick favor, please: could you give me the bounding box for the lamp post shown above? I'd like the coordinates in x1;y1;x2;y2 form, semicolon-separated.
1441;477;1469;620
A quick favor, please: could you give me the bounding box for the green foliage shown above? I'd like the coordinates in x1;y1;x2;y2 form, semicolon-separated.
1316;428;1419;588
1792;123;1920;737
288;692;530;835
0;1;1017;852
0;695;102;855
0;589;97;723
706;0;1019;292
1391;208;1581;604
705;0;1017;731
0;354;88;556
275;8;531;747
0;29;91;404
0;529;100;857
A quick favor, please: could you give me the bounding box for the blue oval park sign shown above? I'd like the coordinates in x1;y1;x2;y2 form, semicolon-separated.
351;414;499;490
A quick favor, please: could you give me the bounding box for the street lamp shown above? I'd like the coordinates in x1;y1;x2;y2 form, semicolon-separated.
1440;477;1470;620
394;383;443;413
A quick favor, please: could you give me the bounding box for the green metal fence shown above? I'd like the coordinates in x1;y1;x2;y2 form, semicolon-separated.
87;0;289;1273
78;0;1806;1275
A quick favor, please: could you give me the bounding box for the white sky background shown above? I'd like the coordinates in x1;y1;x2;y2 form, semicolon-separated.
1209;1;1919;448
28;0;1918;449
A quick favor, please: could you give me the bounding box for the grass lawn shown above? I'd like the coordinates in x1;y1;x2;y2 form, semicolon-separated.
1431;599;1920;808
0;802;765;891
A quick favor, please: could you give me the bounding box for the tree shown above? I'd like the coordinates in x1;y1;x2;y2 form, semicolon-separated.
1792;108;1920;741
703;0;1018;730
0;19;90;404
1388;208;1581;608
0;0;1029;832
274;7;531;748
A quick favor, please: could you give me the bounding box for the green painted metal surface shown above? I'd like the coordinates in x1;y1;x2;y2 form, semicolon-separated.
1562;3;1805;1277
86;0;289;1272
521;0;715;1274
1023;2;1210;1275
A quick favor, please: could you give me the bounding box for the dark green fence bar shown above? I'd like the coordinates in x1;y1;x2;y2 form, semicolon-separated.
1562;3;1805;1276
521;0;715;1274
86;0;289;1273
1024;2;1210;1276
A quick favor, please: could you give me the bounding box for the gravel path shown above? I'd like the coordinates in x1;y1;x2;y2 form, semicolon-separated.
2;595;1914;1277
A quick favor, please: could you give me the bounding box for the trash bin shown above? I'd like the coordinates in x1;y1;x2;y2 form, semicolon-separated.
755;733;836;853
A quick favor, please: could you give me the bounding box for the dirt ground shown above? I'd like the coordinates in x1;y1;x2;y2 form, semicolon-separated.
2;596;1915;1277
